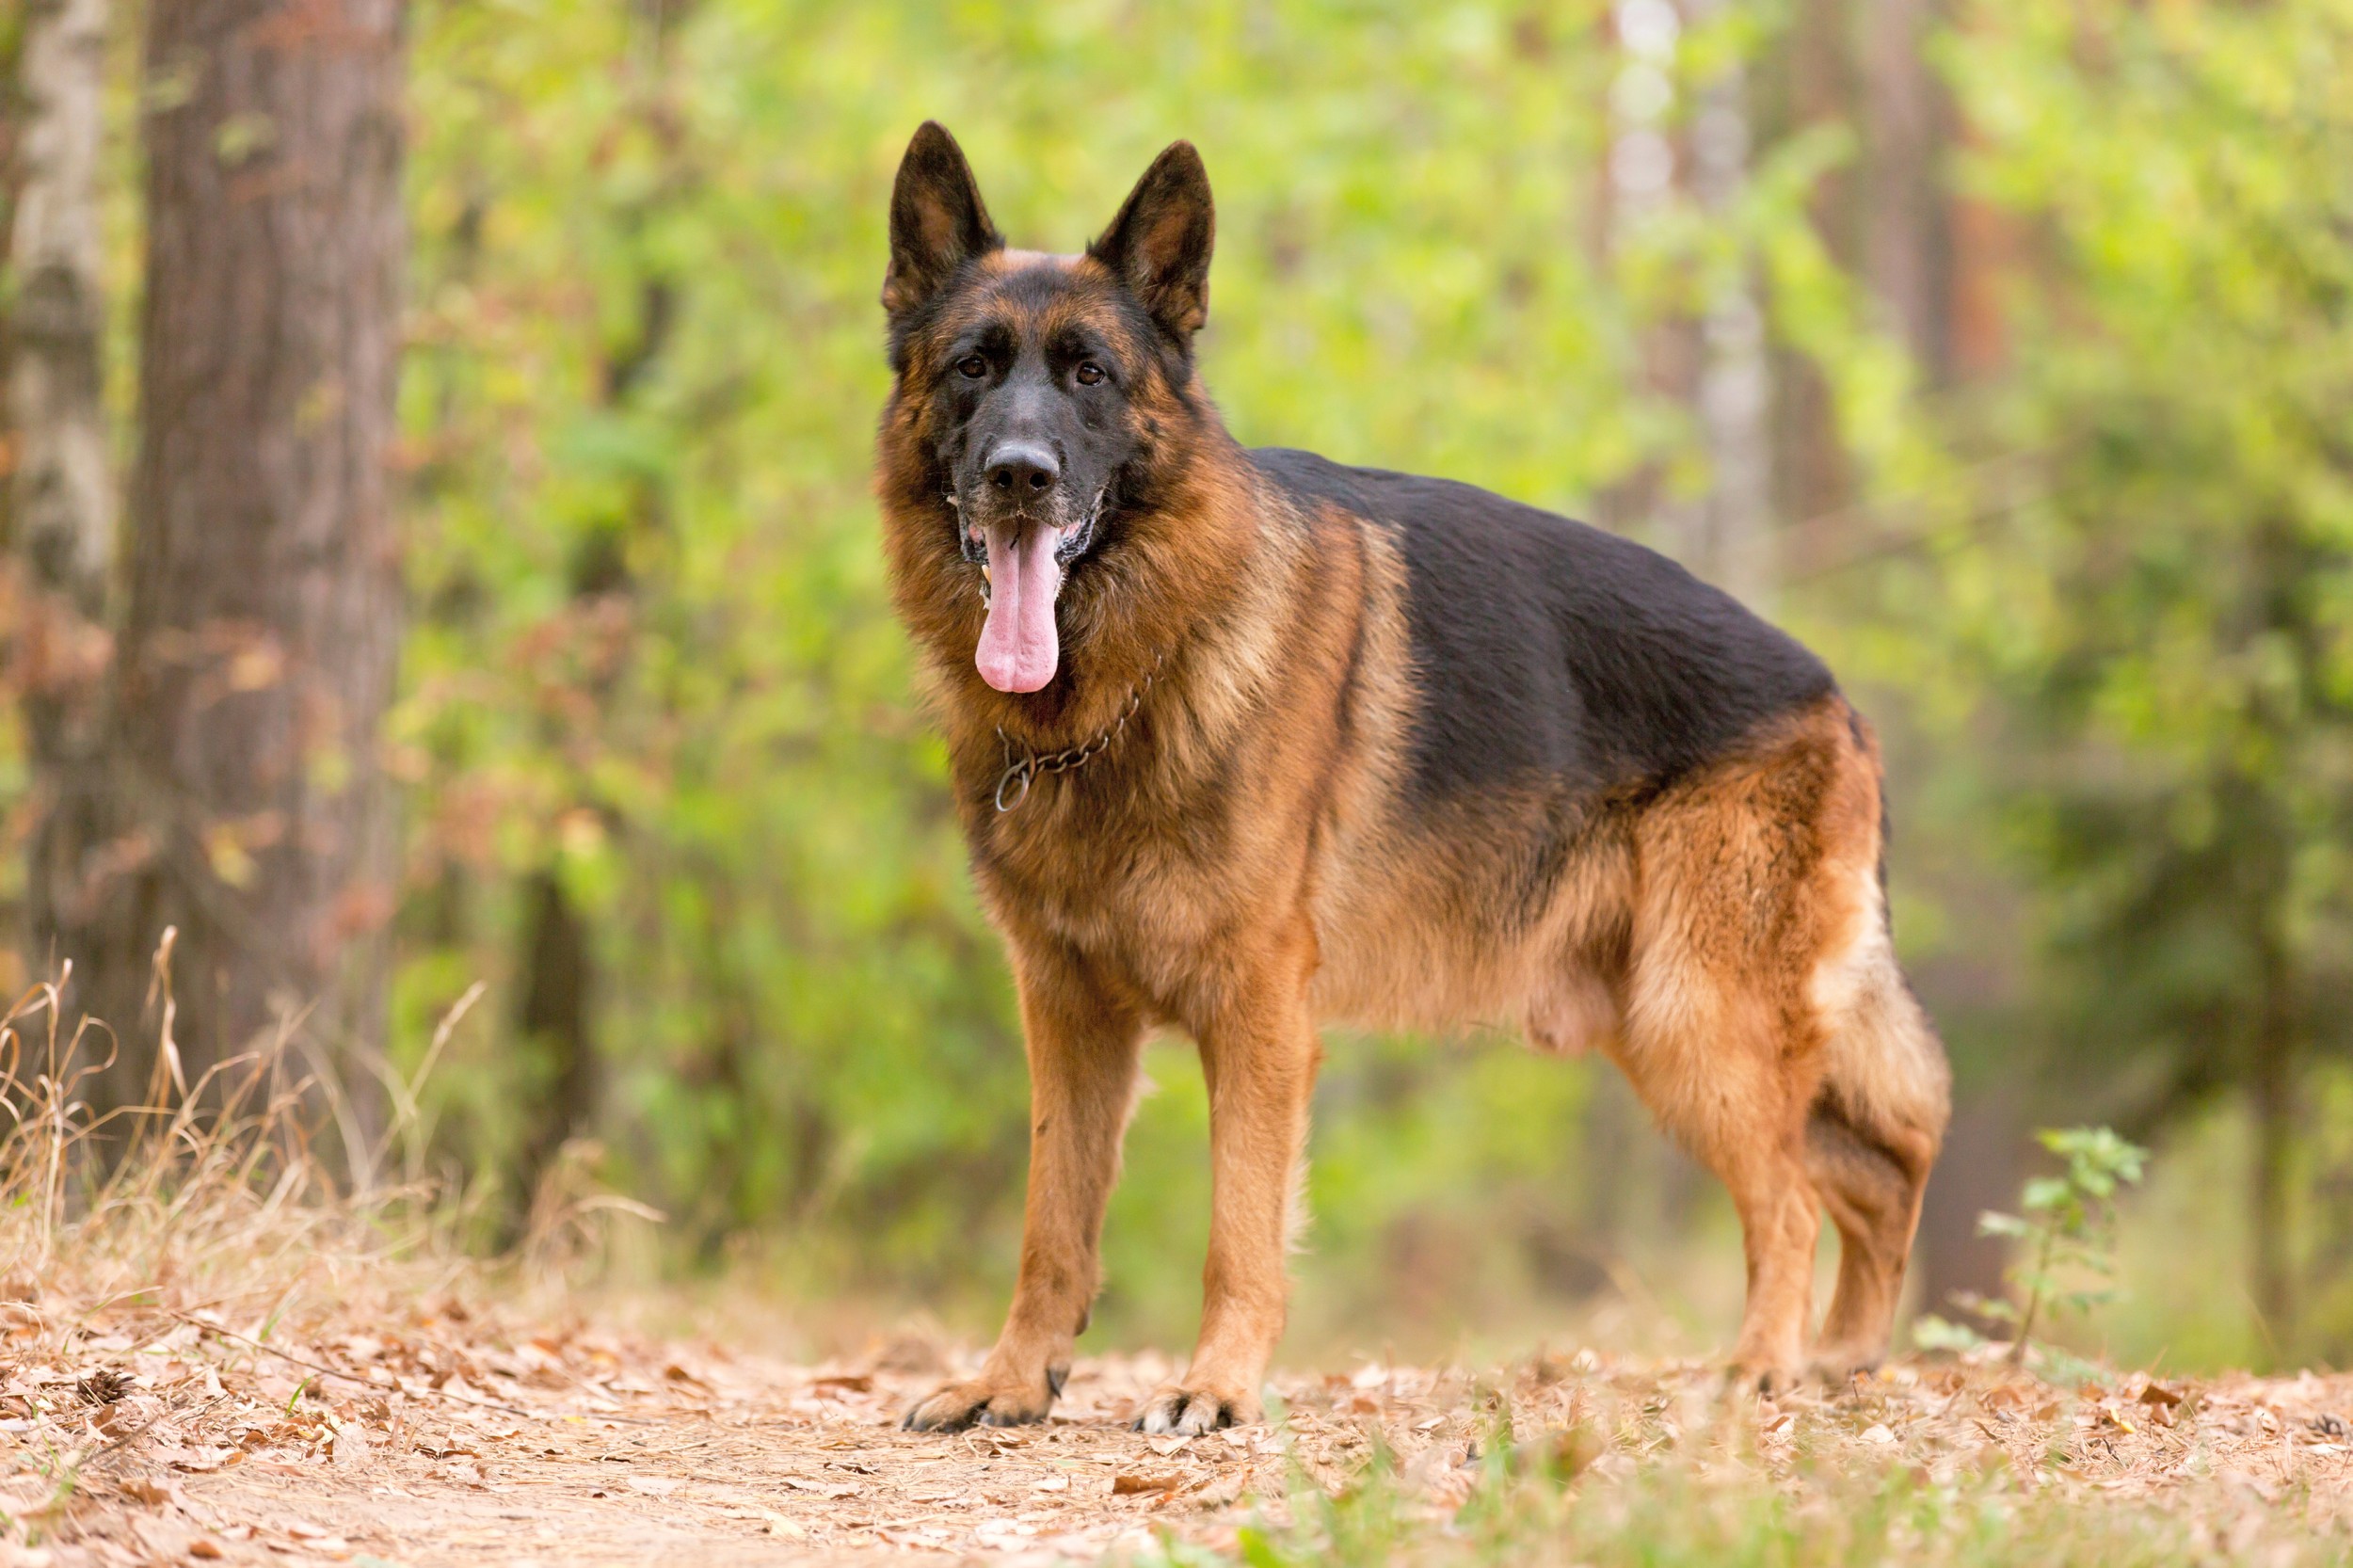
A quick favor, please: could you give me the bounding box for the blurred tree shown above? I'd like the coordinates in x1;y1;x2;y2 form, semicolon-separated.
0;0;20;975
53;0;411;1138
504;0;701;1229
1859;0;1947;380
378;0;1993;1344
6;0;117;1011
1932;0;2353;1352
1746;0;2032;1334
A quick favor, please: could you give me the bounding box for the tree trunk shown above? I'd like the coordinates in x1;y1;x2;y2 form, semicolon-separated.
1862;0;1950;380
8;0;119;1004
1686;2;1773;610
2240;861;2297;1346
2250;970;2295;1356
73;0;408;1144
513;869;596;1225
1913;1092;2025;1331
2245;520;2309;1359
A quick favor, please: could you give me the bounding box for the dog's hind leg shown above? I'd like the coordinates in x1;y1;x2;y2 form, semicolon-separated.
1611;979;1823;1391
1612;698;1932;1391
1805;936;1948;1377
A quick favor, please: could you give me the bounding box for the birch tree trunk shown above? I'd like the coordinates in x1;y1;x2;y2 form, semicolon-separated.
1687;23;1772;611
8;0;120;1001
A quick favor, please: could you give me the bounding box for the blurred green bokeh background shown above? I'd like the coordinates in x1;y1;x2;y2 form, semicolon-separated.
14;0;2353;1373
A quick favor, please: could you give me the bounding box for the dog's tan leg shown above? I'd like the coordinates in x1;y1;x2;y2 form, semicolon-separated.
1134;930;1320;1434
1807;966;1947;1375
904;941;1143;1432
1807;1098;1925;1377
1615;988;1820;1391
1712;1119;1822;1390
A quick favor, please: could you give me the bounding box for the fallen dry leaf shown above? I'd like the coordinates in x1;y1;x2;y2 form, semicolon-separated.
161;1445;232;1473
119;1478;178;1507
781;1477;858;1498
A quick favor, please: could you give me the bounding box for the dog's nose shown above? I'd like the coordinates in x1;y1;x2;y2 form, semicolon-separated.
985;442;1060;497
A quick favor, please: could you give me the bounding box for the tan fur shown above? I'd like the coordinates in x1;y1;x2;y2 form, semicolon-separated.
884;248;1947;1432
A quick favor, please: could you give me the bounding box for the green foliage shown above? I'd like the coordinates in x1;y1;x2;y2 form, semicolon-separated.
1905;0;2353;1355
21;0;2353;1367
389;0;1882;1337
354;0;2353;1357
1931;0;2353;1118
1917;1128;2148;1368
1131;1432;2331;1568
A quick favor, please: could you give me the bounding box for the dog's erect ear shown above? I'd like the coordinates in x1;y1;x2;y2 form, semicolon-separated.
884;122;1002;316
1089;141;1215;346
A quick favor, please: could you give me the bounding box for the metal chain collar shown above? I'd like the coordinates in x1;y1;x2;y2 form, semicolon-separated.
993;654;1163;813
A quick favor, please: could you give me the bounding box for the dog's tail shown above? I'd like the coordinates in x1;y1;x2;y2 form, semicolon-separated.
1803;714;1951;1356
1814;927;1949;1191
1812;707;1950;1181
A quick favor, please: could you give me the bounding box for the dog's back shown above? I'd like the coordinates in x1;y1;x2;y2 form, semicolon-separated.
1254;446;1834;800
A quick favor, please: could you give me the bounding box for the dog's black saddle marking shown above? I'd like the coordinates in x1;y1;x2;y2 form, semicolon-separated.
1251;447;1835;805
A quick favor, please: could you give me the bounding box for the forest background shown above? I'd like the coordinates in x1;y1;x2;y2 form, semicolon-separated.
2;0;2349;1380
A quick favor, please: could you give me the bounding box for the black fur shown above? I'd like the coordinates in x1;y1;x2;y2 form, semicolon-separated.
883;121;1003;361
1088;140;1216;350
1250;448;1836;804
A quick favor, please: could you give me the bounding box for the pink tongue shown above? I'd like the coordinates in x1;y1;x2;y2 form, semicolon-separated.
975;521;1063;693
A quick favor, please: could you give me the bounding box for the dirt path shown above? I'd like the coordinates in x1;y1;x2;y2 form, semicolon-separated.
11;1299;2353;1564
160;1349;1279;1565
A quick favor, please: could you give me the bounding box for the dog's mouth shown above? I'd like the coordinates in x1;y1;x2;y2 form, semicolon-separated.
961;493;1104;695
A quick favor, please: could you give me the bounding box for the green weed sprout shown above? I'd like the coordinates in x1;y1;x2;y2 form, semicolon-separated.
1914;1126;2149;1368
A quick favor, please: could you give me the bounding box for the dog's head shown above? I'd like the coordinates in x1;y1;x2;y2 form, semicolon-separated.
880;122;1215;695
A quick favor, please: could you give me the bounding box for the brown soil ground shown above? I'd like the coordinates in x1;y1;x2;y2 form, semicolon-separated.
8;1300;2353;1566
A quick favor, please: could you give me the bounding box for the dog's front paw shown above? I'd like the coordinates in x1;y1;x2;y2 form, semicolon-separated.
1722;1355;1803;1397
902;1374;1057;1432
1131;1380;1259;1435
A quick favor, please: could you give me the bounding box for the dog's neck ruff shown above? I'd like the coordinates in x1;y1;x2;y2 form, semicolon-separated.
993;653;1163;812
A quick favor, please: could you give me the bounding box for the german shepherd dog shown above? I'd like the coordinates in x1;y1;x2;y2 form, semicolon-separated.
876;123;1949;1434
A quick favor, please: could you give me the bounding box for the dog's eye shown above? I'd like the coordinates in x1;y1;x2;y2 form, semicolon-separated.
1075;361;1106;386
956;354;989;380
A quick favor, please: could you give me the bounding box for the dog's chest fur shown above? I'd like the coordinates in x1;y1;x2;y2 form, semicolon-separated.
952;499;1409;1019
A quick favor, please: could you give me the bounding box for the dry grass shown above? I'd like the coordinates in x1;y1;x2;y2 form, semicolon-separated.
2;962;446;1293
4;968;2352;1566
